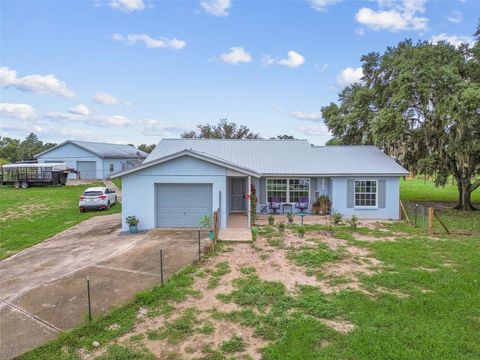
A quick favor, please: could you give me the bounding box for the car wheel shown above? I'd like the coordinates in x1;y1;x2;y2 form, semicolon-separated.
14;181;21;189
106;201;111;210
79;207;85;213
21;181;29;189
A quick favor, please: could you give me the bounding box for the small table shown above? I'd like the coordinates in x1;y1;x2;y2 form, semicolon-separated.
282;203;292;214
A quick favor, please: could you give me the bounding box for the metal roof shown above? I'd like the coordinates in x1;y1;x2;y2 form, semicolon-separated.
112;148;261;179
141;139;408;176
35;140;149;159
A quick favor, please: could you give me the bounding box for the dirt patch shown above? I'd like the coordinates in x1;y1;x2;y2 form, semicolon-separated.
1;203;63;221
353;233;398;242
319;319;355;334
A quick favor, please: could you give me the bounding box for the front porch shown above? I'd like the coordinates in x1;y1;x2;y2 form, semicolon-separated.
255;213;331;226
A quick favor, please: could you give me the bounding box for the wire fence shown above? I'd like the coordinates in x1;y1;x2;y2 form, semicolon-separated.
1;229;215;359
402;201;429;229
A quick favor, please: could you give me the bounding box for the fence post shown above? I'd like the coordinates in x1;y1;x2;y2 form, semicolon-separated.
86;276;92;322
414;203;418;227
428;207;434;236
160;249;164;286
198;230;201;261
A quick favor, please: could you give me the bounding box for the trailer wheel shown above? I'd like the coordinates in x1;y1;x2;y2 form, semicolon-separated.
21;181;29;189
14;181;21;189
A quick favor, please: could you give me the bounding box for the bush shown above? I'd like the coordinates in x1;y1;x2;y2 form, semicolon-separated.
331;211;342;226
268;215;275;225
349;215;359;229
278;222;285;233
312;195;331;215
297;226;306;238
251;226;258;241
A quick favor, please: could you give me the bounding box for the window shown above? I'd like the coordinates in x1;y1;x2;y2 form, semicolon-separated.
109;163;114;172
267;179;287;202
289;178;310;203
354;180;377;207
267;178;309;203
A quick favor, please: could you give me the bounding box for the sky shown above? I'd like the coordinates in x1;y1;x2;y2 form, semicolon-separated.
0;0;478;146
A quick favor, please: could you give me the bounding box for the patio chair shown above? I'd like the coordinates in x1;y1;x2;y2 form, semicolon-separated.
295;196;309;212
269;197;281;215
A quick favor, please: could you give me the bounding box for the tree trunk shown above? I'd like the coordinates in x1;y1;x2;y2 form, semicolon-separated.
454;177;477;211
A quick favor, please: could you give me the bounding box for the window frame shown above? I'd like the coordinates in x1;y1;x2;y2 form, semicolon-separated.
266;178;310;204
109;163;114;172
354;179;378;209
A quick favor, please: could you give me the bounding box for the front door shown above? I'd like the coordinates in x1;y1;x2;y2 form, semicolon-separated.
230;178;246;211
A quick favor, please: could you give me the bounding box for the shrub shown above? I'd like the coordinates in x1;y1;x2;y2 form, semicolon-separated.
331;211;342;226
251;226;258;241
297;226;306;238
349;215;359;229
278;222;285;233
311;195;331;215
286;212;295;223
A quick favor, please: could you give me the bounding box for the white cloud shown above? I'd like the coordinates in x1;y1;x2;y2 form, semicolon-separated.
93;92;121;105
216;47;252;64
336;67;363;87
200;0;231;16
100;115;131;126
46;111;131;127
447;10;462;23
310;0;341;12
112;33;186;49
139;119;190;136
0;66;75;98
264;51;305;68
355;27;365;36
45;111;84;122
316;63;329;71
69;104;90;116
109;0;145;12
0;103;37;120
290;111;323;121
297;124;330;136
431;33;474;47
355;0;428;31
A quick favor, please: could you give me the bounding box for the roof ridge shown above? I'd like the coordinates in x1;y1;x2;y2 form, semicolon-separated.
161;138;309;142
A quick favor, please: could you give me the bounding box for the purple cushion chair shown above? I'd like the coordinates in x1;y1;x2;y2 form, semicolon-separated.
269;196;281;215
295;196;309;212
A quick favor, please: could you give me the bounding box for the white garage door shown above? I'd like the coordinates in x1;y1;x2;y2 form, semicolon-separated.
156;183;213;228
77;161;96;179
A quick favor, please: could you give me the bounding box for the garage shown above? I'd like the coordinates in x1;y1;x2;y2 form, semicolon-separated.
156;183;213;228
77;161;97;179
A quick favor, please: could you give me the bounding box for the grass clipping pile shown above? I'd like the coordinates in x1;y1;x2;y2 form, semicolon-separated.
88;225;387;360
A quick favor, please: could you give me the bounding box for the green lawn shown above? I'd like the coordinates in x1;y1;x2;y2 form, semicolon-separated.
20;179;480;359
0;184;121;260
400;177;480;203
111;178;122;190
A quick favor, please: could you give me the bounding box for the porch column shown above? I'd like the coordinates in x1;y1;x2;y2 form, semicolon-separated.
247;175;251;228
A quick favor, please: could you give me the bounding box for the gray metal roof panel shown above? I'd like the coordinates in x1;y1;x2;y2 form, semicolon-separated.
35;140;148;159
143;139;408;176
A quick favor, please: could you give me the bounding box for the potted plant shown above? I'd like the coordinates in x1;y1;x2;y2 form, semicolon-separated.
199;215;214;241
278;222;285;234
268;215;275;226
286;212;295;223
297;226;306;239
125;216;139;234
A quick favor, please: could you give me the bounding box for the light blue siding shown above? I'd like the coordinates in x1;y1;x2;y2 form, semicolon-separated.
121;155;228;231
37;143;141;179
331;176;400;219
37;143;103;179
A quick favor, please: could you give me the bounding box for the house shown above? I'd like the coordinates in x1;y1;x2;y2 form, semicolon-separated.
112;139;408;232
35;140;148;180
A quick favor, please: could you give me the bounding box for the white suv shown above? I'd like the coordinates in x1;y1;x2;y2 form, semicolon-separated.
79;187;117;212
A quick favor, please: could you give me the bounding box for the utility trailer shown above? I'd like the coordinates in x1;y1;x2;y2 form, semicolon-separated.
0;163;79;189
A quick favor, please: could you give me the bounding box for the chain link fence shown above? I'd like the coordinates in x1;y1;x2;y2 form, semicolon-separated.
401;201;429;229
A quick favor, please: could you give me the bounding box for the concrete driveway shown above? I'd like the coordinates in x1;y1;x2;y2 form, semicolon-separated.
0;213;210;359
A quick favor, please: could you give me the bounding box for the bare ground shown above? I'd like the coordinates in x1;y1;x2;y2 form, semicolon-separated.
85;226;392;359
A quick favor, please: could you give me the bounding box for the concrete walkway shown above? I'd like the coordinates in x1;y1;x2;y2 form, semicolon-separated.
218;228;252;242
